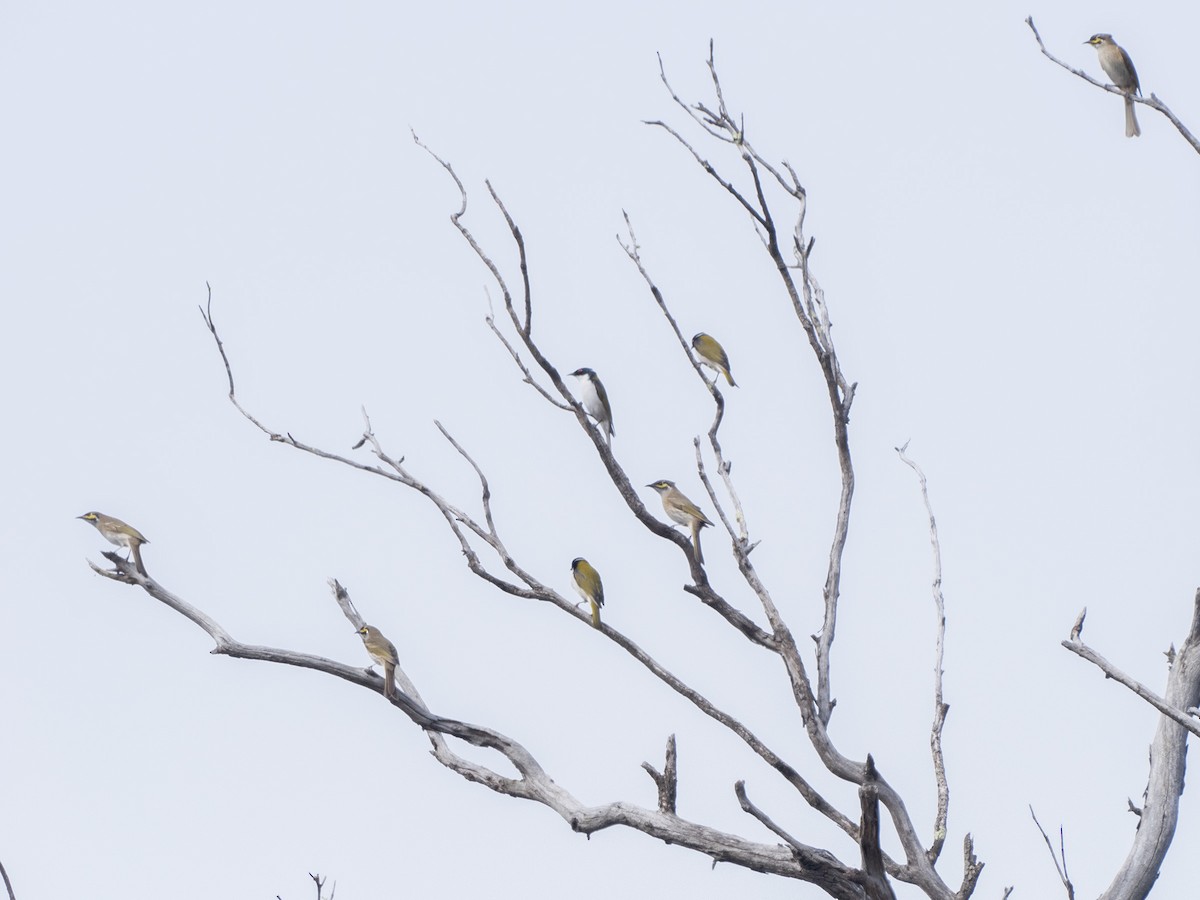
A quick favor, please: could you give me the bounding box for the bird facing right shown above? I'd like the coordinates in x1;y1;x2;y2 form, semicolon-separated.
1085;33;1141;137
646;480;713;564
357;624;399;699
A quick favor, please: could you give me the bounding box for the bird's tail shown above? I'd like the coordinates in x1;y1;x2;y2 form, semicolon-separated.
590;599;602;629
725;370;738;388
384;662;396;699
1125;96;1141;138
690;521;704;565
131;543;147;577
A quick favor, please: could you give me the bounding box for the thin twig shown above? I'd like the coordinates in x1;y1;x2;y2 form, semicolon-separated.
1062;632;1200;738
483;289;570;409
0;858;15;900
1029;807;1075;900
896;442;951;864
734;781;836;862
649;51;960;898
1025;17;1200;153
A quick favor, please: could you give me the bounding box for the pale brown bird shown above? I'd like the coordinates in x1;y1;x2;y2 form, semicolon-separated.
1085;33;1141;137
647;480;713;564
357;624;399;699
77;511;149;576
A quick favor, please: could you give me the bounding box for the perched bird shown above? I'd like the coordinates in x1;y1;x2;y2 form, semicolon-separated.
569;367;615;443
357;624;399;700
691;333;737;387
1085;34;1141;137
646;480;713;564
77;511;149;576
571;557;605;629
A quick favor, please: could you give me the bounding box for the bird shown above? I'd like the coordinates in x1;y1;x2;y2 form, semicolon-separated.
646;480;713;564
571;557;605;629
77;511;149;576
569;367;615;443
357;624;399;700
691;333;737;387
1085;34;1141;137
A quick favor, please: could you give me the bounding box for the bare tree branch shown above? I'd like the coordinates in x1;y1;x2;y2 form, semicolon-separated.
1095;590;1200;900
1029;807;1075;900
896;442;951;864
1063;606;1200;739
84;45;1034;900
482;289;571;409
0;857;16;900
734;779;856;885
1025;16;1200;153
650;44;856;735
640;735;677;814
959;833;986;899
85;554;886;890
645;50;967;900
857;757;897;900
194;290;917;889
196;291;876;851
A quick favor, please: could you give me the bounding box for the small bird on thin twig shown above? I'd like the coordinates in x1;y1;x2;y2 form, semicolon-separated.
1085;33;1141;137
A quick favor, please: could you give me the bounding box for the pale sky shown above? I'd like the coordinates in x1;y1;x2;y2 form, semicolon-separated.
3;2;1198;898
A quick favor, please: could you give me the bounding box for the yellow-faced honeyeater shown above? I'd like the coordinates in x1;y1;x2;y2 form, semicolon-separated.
357;624;399;699
78;511;149;576
647;480;713;564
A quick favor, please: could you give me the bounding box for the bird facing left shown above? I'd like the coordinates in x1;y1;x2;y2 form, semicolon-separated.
571;557;605;629
357;624;399;699
1085;33;1141;137
570;367;615;443
77;511;149;576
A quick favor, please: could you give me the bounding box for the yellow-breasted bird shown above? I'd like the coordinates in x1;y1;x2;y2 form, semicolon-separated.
1085;34;1141;138
571;557;605;629
77;511;149;576
691;333;737;387
646;480;713;564
357;624;399;699
570;367;615;444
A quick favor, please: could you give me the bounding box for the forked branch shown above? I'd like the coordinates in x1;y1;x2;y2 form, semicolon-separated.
86;45;994;900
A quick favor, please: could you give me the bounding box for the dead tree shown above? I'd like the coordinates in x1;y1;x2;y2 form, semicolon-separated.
81;45;1200;899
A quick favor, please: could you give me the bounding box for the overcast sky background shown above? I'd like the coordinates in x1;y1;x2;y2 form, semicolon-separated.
2;1;1198;898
